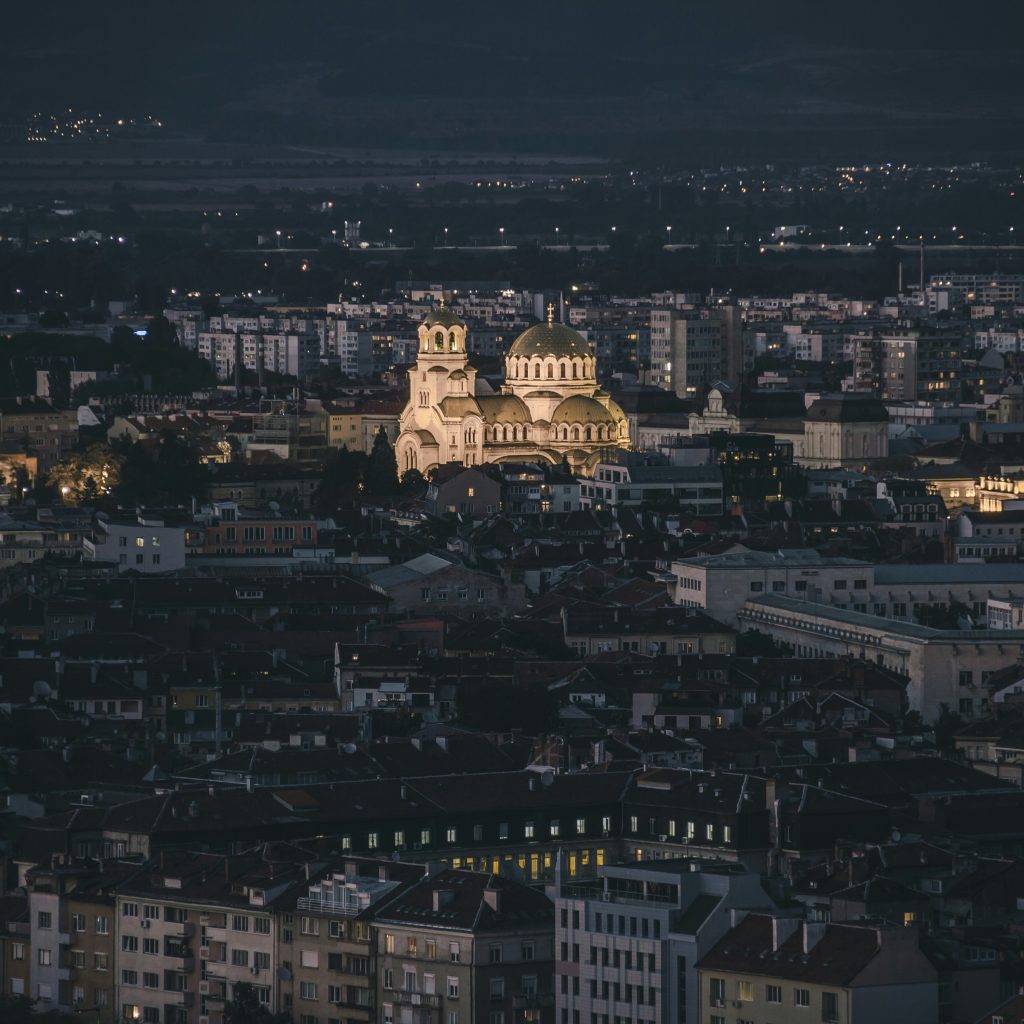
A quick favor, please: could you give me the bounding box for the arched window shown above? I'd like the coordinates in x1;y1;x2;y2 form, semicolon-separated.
449;332;458;351
523;425;528;440
503;426;509;441
572;362;579;379
562;426;568;441
512;426;519;441
560;363;566;379
572;427;580;442
547;363;553;379
434;331;444;351
585;426;592;441
597;426;604;441
534;363;540;379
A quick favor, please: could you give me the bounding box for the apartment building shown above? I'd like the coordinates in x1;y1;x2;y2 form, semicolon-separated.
697;914;938;1024
0;396;79;473
0;892;31;1004
115;847;308;1024
283;859;422;1024
196;331;320;381
553;859;775;1024
24;860;141;1020
670;317;724;399
83;513;188;573
373;867;556;1024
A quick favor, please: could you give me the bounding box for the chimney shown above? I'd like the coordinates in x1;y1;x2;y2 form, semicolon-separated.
378;864;389;881
772;916;800;951
802;921;827;954
482;887;501;913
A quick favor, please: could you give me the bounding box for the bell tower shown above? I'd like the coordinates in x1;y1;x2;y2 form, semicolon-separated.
411;300;476;406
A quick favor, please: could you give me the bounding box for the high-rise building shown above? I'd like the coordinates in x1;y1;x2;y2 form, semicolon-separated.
553;858;776;1024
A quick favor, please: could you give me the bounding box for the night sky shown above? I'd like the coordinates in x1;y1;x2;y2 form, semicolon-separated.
4;1;1024;160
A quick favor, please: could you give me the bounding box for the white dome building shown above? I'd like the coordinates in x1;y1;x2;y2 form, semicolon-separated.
396;304;629;475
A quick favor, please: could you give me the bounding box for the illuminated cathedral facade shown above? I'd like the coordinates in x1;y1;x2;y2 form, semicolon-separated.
396;305;629;475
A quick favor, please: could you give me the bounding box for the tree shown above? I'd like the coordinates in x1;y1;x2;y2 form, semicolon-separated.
0;994;82;1022
112;433;209;508
365;426;398;497
314;446;365;515
915;601;972;629
46;360;72;409
934;703;966;752
736;629;794;657
47;444;125;505
399;468;427;498
223;983;291;1024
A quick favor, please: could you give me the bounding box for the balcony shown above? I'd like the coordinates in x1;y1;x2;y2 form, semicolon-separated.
394;991;441;1008
512;993;554;1010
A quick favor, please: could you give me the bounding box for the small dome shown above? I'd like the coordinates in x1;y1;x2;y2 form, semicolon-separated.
550;395;620;425
476;394;532;424
507;322;592;360
449;369;468;380
421;304;465;330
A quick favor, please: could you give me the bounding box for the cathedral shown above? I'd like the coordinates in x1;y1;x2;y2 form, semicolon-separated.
396;303;629;475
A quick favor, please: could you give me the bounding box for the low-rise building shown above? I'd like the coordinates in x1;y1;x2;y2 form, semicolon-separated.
697;913;938;1024
738;595;1024;721
373;867;556;1024
83;513;187;573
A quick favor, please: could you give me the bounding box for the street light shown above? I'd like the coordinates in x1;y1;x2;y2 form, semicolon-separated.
666;225;672;243
555;226;560;244
388;228;393;247
444;227;448;246
499;227;505;245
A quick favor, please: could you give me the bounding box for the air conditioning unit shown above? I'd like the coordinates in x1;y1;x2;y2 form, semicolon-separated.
251;966;260;975
200;948;210;959
658;834;668;843
602;830;611;838
200;914;210;924
140;919;150;929
712;999;725;1008
601;892;612;902
199;981;210;995
413;842;423;851
199;1017;210;1024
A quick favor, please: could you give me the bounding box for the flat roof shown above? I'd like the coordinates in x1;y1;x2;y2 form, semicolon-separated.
875;564;1024;585
674;548;869;570
741;594;1024;642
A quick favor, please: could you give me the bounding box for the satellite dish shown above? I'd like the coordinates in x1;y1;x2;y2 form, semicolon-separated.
890;829;902;843
391;851;401;862
541;770;555;787
342;743;357;754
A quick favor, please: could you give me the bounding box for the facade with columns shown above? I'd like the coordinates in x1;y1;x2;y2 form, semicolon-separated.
396;305;629;475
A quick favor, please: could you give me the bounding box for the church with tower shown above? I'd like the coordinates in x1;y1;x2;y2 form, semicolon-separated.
396;303;630;475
